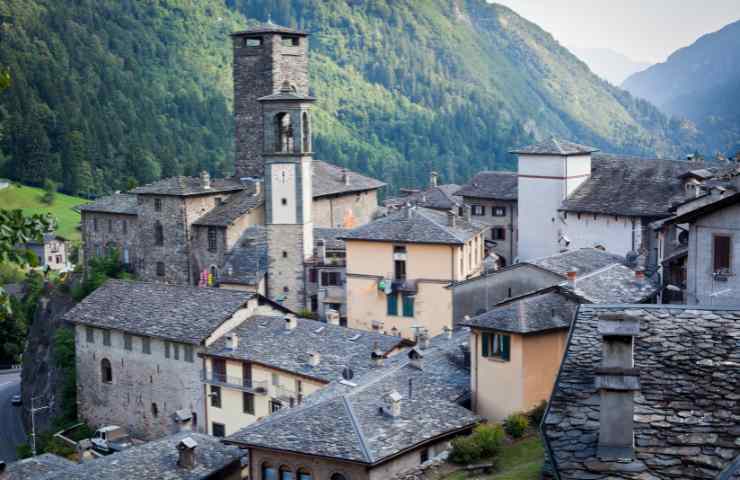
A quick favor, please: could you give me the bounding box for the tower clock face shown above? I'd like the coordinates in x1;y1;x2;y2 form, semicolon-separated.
272;164;294;184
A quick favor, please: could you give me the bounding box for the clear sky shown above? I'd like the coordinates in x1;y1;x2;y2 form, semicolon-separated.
491;0;740;63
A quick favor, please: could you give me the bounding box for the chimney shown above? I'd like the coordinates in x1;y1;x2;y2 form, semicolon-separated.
430;171;439;187
463;205;472;223
326;309;340;326
403;205;414;220
408;347;424;370
415;328;431;350
634;268;645;286
442;325;453;339
225;332;238;350
371;344;385;367
252;179;262;197
199;171;211;190
316;239;327;264
566;269;578;288
308;351;320;367
447;211;457;228
595;312;641;461
177;437;198;470
342;168;351;186
385;390;402;418
285;316;298;331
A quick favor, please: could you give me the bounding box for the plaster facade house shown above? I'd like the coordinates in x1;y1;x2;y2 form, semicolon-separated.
341;205;487;339
224;330;480;480
455;170;518;267
202;315;404;437
542;305;740;480
21;233;71;272
64;279;288;440
513;138;706;267
305;228;350;321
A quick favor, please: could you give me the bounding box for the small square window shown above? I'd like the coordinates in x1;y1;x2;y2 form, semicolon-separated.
270;399;282;413
471;205;485;216
244;37;262;47
184;345;194;363
154;198;162;211
272;372;280;386
156;262;165;277
281;198;287;206
103;330;111;347
282;251;288;258
243;392;255;415
164;341;171;359
173;343;180;360
210;386;222;408
493;206;506;217
86;326;95;343
142;337;151;355
282;36;299;47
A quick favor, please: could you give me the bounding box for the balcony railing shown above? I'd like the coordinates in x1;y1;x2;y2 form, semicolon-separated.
272;385;300;403
202;370;268;395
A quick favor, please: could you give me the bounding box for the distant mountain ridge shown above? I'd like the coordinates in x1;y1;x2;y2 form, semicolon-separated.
571;47;651;85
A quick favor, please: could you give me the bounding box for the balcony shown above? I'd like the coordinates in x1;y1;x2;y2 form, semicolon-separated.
272;385;300;404
202;370;268;395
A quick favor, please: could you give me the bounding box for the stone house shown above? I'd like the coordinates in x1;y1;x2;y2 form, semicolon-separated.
455;170;518;266
79;193;139;270
384;171;462;213
202;315;404;437
306;228;349;321
340;205;488;339
224;330;480;480
22;233;71;271
64;279;288;440
542;305;740;479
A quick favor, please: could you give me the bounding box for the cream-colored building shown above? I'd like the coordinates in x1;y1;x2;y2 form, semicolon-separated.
341;206;487;339
202;315;403;437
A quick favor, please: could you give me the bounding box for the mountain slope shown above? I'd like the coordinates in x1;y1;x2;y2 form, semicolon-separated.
0;0;700;196
571;47;651;85
622;19;740;153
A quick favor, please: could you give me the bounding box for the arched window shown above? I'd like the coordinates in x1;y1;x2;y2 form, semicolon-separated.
274;113;294;153
331;474;348;480
279;466;294;480
297;468;312;480
261;462;277;480
101;358;113;383
155;221;164;246
302;112;310;152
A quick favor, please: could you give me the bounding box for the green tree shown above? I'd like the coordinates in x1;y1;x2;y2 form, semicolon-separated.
41;178;56;205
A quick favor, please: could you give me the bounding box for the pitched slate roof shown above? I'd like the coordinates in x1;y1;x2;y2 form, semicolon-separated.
312;160;386;198
314;227;347;251
340;206;486;245
560;155;704;217
3;453;75;480
79;193;137;215
207;315;403;383
510;138;599;156
384;184;462;210
232;23;308;36
36;433;243;480
220;226;267;286
569;264;658;304
543;305;740;480
455;171;518;200
132;176;246;197
63;280;254;344
667;192;740;225
461;290;577;334
226;330;480;464
530;248;626;277
193;190;263;227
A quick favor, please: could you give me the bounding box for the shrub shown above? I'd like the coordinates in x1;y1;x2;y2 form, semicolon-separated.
528;400;547;427
504;413;529;438
42;179;57;205
448;434;483;465
473;424;505;457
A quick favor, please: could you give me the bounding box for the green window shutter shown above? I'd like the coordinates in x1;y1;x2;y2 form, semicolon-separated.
387;293;398;316
402;295;415;317
501;335;511;361
481;333;490;357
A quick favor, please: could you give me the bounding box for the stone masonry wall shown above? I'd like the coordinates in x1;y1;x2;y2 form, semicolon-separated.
313;190;379;228
266;224;307;312
80;211;138;270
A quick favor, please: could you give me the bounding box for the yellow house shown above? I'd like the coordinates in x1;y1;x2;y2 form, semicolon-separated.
341;206;487;339
202;315;404;437
461;289;576;421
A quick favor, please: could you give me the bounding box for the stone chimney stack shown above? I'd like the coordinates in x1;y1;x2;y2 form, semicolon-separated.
316;239;327;264
442;325;453;339
252;179;262;197
326;309;340;326
177;437;198;470
595;312;641;461
342;168;351;186
385;390;402;418
225;332;238;350
447;211;457;228
634;268;645;286
566;269;578;289
371;346;385;367
408;347;424;370
285;316;298;331
200;171;211;190
415;328;431;350
403;205;414;220
463;204;471;223
430;171;439;187
308;351;320;367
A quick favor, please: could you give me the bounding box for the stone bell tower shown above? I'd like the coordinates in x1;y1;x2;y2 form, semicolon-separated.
260;82;315;311
231;23;309;179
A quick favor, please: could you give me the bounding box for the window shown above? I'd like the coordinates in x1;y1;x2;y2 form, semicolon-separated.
274;112;294;152
270;399;282;413
282;35;300;46
310;295;318;312
394;260;406;281
492;206;506;217
173;343;180;360
212;422;225;438
56;255;62;263
93;218;98;232
164;341;171;359
101;358;113;383
302;112;310;152
321;271;341;286
155;222;164;245
122;220;127;235
296;379;304;404
262;463;278;480
124;333;132;351
297;469;312;480
402;295;415;317
309;268;318;283
481;332;511;361
184;345;194;363
154;198;162;212
243;362;253;388
492;227;506;241
420;447;430;463
281;197;287;206
282;250;288;258
243;392;255;415
108;219;113;232
279;466;294;480
245;37;261;47
471;205;485;216
103;330;111;346
714;235;732;273
142;337;151;355
151;402;158;417
213;358;226;382
207;227;218;252
272;372;280;387
387;293;398;316
86;326;94;343
156;261;165;277
210;386;222;408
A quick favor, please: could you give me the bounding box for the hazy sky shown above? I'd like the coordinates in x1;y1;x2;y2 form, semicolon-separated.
491;0;740;63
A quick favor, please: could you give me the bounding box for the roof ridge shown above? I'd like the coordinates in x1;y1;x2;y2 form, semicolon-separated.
551;137;565;155
415;208;466;243
570;262;622;281
343;396;374;463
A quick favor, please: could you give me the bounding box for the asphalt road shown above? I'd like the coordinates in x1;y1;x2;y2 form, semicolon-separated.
0;371;26;461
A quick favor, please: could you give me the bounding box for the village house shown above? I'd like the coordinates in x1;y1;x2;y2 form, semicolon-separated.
305;228;349;322
21;233;71;272
202;315;404;437
542;305;740;479
63;279;289;440
340;205;488;338
224;330;481;480
384;171;463;213
79;193;139;270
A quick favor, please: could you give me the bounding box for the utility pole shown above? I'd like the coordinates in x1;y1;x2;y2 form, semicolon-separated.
30;395;50;456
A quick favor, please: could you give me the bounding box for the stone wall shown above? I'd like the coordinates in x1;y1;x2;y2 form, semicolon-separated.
266;224;307;312
80;211;138;270
313;189;379;228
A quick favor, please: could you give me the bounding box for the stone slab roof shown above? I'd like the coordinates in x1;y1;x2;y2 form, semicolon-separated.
530;248;626;277
570;264;658;304
231;23;308;36
63;280;254;344
455;171;518;201
385;184;462;210
78;193;137;215
36;432;243;480
461;290;577;334
312;160;385;198
3;453;75;480
226;330;480;465
220;226;267;286
560;155;704;217
543;305;740;480
510;138;599;156
206;315;403;383
314;227;347;251
131;177;246;197
193;190;263;227
340;206;486;245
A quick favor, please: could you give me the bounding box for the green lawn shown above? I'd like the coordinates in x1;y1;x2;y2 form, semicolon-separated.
444;436;544;480
0;183;89;240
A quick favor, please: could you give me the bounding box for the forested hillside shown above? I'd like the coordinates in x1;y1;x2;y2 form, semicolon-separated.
0;0;702;196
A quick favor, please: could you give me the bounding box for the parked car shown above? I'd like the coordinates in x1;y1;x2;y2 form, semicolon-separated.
11;394;21;406
90;426;134;454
